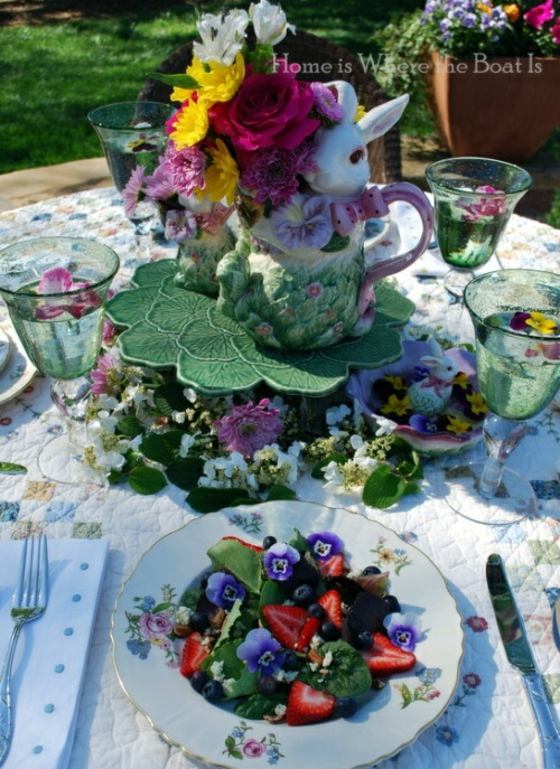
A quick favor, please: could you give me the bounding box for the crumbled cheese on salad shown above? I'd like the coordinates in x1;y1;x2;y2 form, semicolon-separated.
274;669;298;683
322;651;334;668
309;662;319;672
310;634;322;649
210;661;225;682
175;606;192;625
274;704;287;717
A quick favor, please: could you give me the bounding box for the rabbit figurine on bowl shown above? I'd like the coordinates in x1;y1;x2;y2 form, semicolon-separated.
217;81;433;351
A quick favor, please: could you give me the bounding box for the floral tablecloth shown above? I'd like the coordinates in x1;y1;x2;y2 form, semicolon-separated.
0;187;559;769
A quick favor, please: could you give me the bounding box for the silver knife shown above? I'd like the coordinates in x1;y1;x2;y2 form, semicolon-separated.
486;554;560;769
554;596;560;652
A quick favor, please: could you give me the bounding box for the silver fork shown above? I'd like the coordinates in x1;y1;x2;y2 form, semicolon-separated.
0;535;49;766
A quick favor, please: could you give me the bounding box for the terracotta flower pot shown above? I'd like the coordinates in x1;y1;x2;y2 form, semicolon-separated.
428;51;560;162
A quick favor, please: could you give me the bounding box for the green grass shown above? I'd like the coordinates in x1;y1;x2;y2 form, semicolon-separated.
0;0;422;173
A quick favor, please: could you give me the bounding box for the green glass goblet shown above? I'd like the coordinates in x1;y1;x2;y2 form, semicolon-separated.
0;237;119;484
446;269;560;525
426;157;532;336
87;101;174;250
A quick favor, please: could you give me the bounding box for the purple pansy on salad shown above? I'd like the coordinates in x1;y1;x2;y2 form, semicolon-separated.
383;612;423;652
237;628;285;675
206;571;247;608
263;542;300;581
306;531;343;561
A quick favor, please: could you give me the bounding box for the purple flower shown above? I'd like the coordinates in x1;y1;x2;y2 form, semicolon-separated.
214;399;283;457
138;611;174;640
307;531;343;561
242;739;267;758
510;311;531;331
463;672;481;689
90;352;119;396
164;208;198;243
263;542;300;581
409;414;440;434
240;143;315;207
122;165;146;217
436;725;459;746
206;571;246;609
270;194;334;250
310;82;344;123
161;142;206;197
145;161;175;201
383;612;422;652
236;628;284;675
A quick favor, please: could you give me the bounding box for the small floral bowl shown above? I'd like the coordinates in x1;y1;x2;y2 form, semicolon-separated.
347;340;486;455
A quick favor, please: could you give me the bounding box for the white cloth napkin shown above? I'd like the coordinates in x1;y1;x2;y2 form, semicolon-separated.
0;538;108;769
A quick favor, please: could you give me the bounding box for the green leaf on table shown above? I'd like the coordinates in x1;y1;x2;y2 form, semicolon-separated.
234;693;287;720
299;640;372;697
0;462;27;475
147;72;200;89
128;465;167;495
166;457;204;490
178;586;202;610
187;487;255;513
207;538;262;594
116;415;144;439
311;453;348;479
362;464;407;509
266;484;297;501
139;430;183;465
396;450;423;481
153;382;190;417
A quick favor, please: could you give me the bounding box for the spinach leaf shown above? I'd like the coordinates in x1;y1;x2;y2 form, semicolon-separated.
234;693;287;720
207;539;262;593
299;640;372;697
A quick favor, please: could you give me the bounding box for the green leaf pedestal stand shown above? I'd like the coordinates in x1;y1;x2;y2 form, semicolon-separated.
106;260;415;397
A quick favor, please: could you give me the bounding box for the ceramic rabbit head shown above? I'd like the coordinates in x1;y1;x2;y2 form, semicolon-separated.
302;82;409;198
420;340;460;382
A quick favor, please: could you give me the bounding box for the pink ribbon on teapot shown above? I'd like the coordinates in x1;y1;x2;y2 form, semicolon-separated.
331;186;393;236
418;374;449;398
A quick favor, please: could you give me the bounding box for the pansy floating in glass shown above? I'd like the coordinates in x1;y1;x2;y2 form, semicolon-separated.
446;268;560;525
0;237;119;483
426;157;532;301
87;101;174;241
134;0;433;350
165;529;426;725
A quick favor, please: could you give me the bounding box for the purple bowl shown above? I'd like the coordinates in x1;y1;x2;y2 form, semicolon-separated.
346;340;484;455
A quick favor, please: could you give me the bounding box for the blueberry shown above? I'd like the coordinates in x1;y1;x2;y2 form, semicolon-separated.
292;584;315;607
362;566;382;576
190;670;209;693
257;676;277;695
282;651;299;671
189;611;210;633
334;697;358;719
383;595;401;613
319;621;340;641
284;559;320;590
263;536;277;550
355;631;373;650
202;680;224;702
307;603;326;620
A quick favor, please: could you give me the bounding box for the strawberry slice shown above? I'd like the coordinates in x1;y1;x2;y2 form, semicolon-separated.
222;535;264;552
317;553;346;578
180;632;209;678
361;632;416;676
318;590;343;629
295;617;321;652
287;681;335;726
263;604;308;650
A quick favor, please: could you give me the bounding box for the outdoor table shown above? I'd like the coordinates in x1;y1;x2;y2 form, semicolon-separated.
0;187;559;769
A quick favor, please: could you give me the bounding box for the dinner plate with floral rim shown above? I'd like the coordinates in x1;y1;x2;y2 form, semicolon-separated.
111;501;464;769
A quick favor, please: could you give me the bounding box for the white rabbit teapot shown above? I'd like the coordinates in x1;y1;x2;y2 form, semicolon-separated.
217;81;433;351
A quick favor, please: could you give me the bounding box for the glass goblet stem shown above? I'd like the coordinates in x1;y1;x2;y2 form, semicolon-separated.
478;413;529;498
50;376;91;440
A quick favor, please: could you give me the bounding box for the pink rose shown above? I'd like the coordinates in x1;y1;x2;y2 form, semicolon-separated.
524;0;554;28
551;18;560;43
210;72;320;151
242;739;267;758
138;612;173;640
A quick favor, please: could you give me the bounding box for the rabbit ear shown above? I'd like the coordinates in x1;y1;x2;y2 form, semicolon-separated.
419;355;440;367
358;94;409;144
324;80;359;124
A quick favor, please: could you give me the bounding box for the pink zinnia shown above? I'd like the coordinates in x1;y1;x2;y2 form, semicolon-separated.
240;143;316;207
214;398;283;456
122;166;146;217
162;142;206;198
524;0;554;28
145;161;175;201
310;82;344;123
551;17;560;42
90;352;119;395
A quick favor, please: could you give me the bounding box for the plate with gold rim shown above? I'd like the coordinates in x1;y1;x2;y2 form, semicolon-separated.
111;501;464;769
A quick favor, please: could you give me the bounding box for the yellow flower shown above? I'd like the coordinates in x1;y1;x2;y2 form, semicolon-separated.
354;104;367;122
380;394;412;417
171;54;245;107
378;548;395;565
446;415;472;435
476;2;492;12
504;3;520;21
453;372;469;390
526;311;558;336
466;391;488;415
169;98;209;149
202;139;239;204
384;375;407;391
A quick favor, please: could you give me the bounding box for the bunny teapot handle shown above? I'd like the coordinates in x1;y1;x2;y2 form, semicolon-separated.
357;183;433;318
